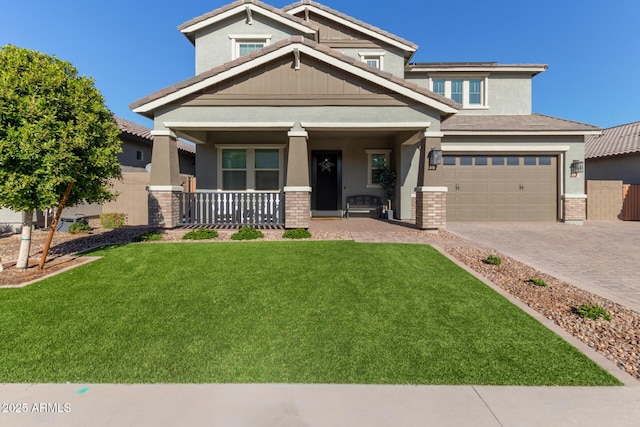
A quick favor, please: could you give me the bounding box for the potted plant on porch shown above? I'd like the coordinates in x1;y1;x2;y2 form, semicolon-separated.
377;167;397;219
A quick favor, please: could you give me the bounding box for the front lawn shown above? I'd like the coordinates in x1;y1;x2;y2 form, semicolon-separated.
0;241;619;385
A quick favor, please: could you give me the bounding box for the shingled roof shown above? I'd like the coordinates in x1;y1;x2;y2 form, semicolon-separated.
283;0;418;52
114;116;195;154
442;114;600;133
130;36;460;114
178;0;318;42
585;121;640;159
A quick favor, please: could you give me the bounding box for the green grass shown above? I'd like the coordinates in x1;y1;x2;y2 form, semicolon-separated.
0;242;620;385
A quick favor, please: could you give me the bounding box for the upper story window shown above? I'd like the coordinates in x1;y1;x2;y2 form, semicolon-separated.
359;52;385;70
229;34;272;59
430;77;488;108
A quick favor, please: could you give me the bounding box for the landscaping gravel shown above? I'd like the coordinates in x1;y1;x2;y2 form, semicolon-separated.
1;226;638;381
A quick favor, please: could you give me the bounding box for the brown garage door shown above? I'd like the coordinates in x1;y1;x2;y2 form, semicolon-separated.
443;155;557;221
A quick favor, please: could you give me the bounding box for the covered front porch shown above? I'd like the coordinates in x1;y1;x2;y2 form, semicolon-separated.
148;122;448;230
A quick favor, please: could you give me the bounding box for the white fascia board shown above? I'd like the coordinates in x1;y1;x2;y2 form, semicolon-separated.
409;66;548;74
286;5;416;53
299;122;431;131
134;43;457;115
164;122;295;131
443;131;601;136
181;4;316;36
441;144;571;152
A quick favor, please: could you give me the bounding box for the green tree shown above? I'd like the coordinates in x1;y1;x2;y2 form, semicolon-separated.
0;45;122;269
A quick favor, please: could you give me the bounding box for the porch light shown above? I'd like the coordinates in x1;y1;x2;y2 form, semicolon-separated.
429;148;443;166
570;160;584;177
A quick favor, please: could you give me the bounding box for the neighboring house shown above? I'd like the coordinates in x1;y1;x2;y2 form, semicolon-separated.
130;0;598;229
0;117;196;232
585;121;640;184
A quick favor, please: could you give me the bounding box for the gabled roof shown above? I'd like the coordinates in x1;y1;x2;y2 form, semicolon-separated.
130;36;459;116
442;114;601;135
283;1;418;54
408;62;548;76
115;116;196;154
178;0;317;44
585;121;640;159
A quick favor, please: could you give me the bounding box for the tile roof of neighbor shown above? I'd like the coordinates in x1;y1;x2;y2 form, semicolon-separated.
585;121;640;159
178;0;318;36
282;0;418;51
129;36;460;113
114;116;196;155
441;114;601;132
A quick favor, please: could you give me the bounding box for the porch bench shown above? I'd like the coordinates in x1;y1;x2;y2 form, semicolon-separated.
345;195;383;219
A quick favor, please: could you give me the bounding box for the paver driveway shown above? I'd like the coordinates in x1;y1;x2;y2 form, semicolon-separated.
447;221;640;313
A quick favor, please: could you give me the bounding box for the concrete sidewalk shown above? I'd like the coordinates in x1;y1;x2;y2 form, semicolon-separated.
2;383;640;426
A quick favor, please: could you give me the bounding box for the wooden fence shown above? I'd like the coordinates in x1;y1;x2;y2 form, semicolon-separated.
622;184;640;221
586;180;640;221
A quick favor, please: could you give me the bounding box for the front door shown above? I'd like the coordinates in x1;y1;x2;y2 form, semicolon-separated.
312;151;342;212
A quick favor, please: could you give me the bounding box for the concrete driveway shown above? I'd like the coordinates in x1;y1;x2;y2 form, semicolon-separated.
447;221;640;313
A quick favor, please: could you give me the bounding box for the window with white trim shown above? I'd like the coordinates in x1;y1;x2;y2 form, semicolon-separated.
229;34;272;59
366;149;391;188
429;77;488;108
358;52;385;70
219;146;284;191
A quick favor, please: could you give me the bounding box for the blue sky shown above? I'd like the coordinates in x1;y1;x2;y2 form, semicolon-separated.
1;0;638;129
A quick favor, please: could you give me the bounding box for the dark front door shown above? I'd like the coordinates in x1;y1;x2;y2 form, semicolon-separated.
312;151;342;211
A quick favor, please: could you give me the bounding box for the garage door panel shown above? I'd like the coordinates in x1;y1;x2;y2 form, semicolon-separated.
444;154;557;221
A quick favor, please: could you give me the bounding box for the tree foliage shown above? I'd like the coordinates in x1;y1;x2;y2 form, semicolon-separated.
0;45;122;213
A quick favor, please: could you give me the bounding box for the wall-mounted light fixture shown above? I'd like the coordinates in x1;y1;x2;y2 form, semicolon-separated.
428;148;442;167
570;160;584;177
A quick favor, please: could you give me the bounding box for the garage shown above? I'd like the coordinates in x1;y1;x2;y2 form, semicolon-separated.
443;154;557;221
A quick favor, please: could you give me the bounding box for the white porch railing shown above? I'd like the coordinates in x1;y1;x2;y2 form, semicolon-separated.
178;192;284;227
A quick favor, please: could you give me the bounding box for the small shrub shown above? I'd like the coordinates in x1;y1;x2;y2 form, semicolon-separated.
68;222;91;234
100;212;126;229
133;232;162;242
182;229;219;240
283;228;311;239
528;278;547;287
577;303;611;321
231;226;264;241
484;254;502;265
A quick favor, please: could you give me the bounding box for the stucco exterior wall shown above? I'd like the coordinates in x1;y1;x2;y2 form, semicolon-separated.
194;15;306;74
118;139;152;169
586;154;640;184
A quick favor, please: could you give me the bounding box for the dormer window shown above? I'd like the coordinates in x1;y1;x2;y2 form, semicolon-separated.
229;34;272;59
430;77;488;108
358;52;385;70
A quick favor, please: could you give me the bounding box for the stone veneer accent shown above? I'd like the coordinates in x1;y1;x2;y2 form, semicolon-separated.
562;194;587;224
284;190;311;229
148;189;181;228
415;187;447;230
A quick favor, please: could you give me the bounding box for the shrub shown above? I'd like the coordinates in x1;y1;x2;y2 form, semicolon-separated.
68;222;91;234
182;229;219;240
528;278;547;287
282;228;311;239
133;232;162;242
231;226;264;241
484;254;502;265
577;303;611;321
100;212;126;229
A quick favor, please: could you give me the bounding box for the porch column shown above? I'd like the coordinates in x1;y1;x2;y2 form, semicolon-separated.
415;135;447;231
147;130;183;228
284;124;311;229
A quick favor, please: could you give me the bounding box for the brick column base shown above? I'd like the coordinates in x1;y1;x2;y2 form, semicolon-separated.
415;187;447;230
284;188;311;229
148;186;182;228
562;194;587;225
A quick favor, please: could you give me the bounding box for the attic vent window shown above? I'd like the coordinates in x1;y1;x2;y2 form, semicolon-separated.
229;34;272;59
358;52;385;70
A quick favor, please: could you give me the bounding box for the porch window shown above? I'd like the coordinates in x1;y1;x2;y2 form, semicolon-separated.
218;145;285;191
366;149;391;188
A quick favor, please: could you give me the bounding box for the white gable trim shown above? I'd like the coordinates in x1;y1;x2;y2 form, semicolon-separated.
180;4;316;36
133;43;458;115
286;5;416;53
